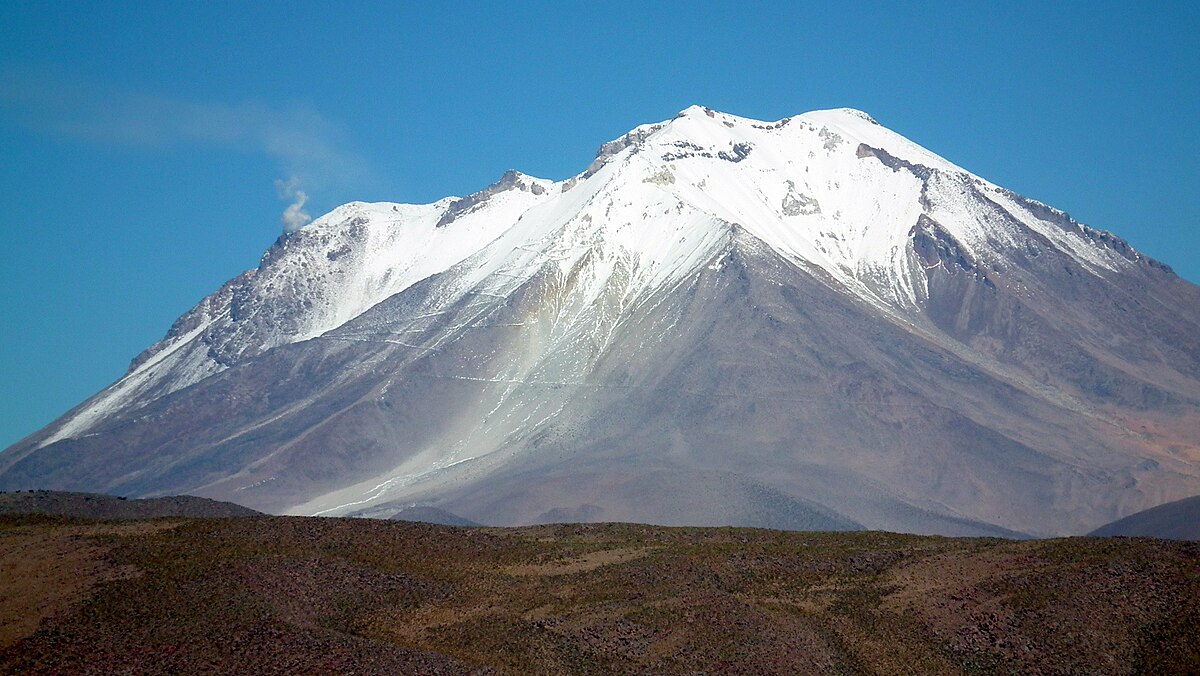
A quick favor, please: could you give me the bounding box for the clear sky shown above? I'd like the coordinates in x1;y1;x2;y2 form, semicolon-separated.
1;1;1198;449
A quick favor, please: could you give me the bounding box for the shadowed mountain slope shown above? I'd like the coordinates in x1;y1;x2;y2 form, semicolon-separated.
1090;494;1200;540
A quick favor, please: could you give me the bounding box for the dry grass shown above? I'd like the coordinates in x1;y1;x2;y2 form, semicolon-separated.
0;519;175;650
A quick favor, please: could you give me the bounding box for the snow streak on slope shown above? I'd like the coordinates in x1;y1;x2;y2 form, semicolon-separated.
38;105;1141;450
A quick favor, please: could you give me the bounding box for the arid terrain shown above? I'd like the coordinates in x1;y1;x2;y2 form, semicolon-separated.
0;503;1197;673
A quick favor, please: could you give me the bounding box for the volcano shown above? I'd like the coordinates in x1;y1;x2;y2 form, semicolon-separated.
4;106;1198;537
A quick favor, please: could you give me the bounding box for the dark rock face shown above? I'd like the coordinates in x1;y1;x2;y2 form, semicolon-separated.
717;142;753;163
584;124;665;177
856;143;933;179
127;270;258;373
910;214;994;287
436;170;537;227
126;215;376;381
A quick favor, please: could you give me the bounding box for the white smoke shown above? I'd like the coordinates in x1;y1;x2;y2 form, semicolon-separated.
275;177;312;233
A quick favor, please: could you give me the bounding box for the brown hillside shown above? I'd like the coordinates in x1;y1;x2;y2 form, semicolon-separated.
0;490;261;520
0;515;1197;674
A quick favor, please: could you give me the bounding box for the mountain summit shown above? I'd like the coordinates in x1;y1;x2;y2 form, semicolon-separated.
4;106;1198;536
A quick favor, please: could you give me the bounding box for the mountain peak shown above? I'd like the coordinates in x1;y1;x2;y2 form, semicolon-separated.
810;107;880;125
672;104;735;121
667;104;762;130
669;105;878;131
675;103;709;117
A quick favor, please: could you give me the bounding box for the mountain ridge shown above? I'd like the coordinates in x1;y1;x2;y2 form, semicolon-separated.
1089;494;1200;540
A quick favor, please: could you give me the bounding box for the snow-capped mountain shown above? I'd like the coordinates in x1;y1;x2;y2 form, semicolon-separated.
4;106;1199;536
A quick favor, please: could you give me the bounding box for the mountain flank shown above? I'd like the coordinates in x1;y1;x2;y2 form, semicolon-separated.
1090;494;1200;540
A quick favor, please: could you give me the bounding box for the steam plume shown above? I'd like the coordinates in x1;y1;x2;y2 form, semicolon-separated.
276;177;312;233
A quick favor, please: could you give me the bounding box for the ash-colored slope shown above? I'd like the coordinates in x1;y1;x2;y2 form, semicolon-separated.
1090;494;1200;540
4;106;1199;536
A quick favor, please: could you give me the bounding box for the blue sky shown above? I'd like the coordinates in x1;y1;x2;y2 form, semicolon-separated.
1;1;1198;449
